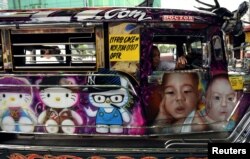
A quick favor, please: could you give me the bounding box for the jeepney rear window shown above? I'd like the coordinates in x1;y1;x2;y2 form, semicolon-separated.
11;28;96;72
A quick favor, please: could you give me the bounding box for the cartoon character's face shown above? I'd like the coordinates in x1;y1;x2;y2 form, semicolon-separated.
89;88;128;108
39;87;78;108
0;92;32;107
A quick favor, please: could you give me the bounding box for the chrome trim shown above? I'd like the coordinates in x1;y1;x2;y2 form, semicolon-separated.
14;66;96;69
12;42;95;46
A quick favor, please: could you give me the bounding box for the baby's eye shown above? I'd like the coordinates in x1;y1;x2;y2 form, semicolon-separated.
227;94;235;102
183;86;193;94
228;97;234;102
214;96;220;101
19;94;23;98
184;90;192;94
165;91;174;95
2;94;6;98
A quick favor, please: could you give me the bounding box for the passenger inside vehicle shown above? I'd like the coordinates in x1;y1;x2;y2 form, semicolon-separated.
151;35;204;72
151;45;187;71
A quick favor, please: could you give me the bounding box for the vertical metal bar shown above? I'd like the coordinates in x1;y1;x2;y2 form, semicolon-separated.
103;22;110;69
1;29;13;69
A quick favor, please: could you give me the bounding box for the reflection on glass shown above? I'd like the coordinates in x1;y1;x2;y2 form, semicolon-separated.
202;43;210;67
213;36;223;61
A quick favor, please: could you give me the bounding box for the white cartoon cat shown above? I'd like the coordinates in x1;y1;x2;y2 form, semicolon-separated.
0;77;37;133
37;77;83;134
85;75;131;133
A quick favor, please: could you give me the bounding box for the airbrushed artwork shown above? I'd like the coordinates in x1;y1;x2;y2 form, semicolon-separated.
36;76;83;134
146;72;241;134
0;70;244;135
85;73;132;134
0;77;37;133
0;1;249;137
0;70;144;135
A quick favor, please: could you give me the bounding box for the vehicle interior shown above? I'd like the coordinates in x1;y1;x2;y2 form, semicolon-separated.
152;34;205;70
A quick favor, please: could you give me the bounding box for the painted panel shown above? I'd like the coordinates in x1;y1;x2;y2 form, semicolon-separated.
0;69;144;135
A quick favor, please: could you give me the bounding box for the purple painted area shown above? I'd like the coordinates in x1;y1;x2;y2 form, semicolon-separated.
0;72;145;135
237;94;250;120
128;102;146;135
0;77;36;132
0;76;32;94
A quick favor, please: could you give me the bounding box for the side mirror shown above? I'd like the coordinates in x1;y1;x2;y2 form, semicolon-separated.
221;19;237;34
222;1;249;35
236;1;249;18
232;21;243;37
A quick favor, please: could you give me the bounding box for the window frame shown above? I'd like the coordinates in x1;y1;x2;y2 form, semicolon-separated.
10;27;98;72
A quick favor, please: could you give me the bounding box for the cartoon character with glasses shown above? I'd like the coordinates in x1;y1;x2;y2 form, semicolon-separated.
85;74;131;133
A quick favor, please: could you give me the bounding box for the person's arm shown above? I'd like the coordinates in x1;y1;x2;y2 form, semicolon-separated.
175;56;187;69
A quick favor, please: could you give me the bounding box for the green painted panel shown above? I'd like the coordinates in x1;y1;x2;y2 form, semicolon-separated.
8;0;159;9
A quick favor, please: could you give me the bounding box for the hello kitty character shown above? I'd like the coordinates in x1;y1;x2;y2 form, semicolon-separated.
37;76;83;134
0;77;37;132
85;74;131;133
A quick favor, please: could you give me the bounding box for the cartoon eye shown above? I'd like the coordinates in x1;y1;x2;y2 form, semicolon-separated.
110;95;123;103
19;94;23;98
65;93;69;97
47;94;50;98
93;95;105;103
2;94;6;98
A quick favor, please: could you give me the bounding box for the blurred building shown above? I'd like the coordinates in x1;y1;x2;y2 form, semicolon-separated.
7;0;161;9
8;0;84;9
0;0;8;10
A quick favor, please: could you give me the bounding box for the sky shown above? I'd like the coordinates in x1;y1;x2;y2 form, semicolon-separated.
161;0;247;12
